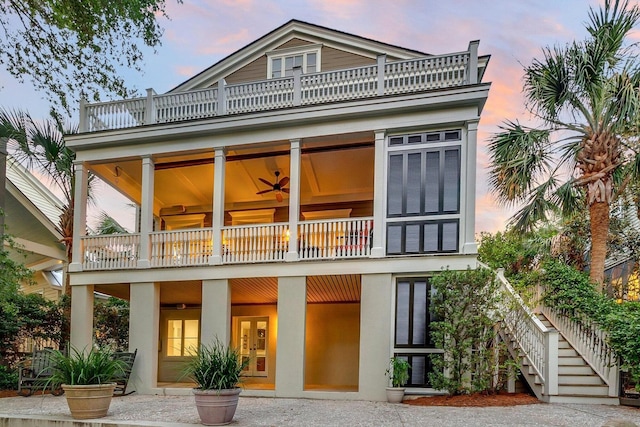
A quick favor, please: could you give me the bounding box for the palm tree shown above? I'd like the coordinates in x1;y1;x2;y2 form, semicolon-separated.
488;0;640;288
0;108;95;345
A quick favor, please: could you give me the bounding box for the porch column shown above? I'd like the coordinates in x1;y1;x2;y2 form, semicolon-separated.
210;148;226;265
129;281;160;394
286;139;301;261
70;284;94;352
275;276;306;397
138;156;154;268
462;120;478;254
358;274;392;400
370;130;386;257
69;161;88;272
201;279;231;345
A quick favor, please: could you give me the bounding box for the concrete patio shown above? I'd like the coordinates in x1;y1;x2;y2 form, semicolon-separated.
1;394;640;426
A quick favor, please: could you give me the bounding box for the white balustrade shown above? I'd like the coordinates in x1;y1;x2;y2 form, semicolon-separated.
150;229;212;267
300;65;378;105
539;294;618;396
384;52;469;94
81;234;140;270
221;223;289;264
80;49;477;132
85;98;146;132
154;88;218;123
298;218;373;260
226;78;294;114
494;268;558;395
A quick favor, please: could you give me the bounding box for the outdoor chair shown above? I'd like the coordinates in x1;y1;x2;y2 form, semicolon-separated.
112;349;137;396
17;348;63;396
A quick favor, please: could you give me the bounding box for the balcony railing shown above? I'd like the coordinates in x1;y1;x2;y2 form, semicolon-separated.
79;218;374;271
80;44;479;132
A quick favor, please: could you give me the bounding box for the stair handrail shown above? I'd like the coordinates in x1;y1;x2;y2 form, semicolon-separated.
537;285;619;397
479;262;559;396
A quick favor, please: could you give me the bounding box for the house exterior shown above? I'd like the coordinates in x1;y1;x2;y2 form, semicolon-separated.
65;20;491;400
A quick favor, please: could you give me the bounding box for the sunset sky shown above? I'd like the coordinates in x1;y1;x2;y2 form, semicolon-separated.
1;0;629;233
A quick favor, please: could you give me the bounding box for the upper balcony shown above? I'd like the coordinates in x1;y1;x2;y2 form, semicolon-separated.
79;42;484;133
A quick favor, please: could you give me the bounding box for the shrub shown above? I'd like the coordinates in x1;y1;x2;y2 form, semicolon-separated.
386;357;410;388
0;365;18;390
48;347;125;386
183;339;248;390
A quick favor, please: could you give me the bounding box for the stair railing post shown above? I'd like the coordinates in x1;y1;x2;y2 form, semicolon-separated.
544;329;559;396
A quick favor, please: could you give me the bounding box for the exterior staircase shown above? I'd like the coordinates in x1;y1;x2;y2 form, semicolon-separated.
493;267;619;404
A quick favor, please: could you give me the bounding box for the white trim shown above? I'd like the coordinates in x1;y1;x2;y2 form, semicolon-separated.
266;44;322;78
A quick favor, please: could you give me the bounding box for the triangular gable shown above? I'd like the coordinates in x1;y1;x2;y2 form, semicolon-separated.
171;19;431;93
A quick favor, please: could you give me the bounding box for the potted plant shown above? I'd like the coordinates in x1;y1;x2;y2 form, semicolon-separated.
183;339;249;426
47;347;125;419
385;356;410;403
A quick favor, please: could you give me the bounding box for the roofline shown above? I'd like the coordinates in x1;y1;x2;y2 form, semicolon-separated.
170;19;433;93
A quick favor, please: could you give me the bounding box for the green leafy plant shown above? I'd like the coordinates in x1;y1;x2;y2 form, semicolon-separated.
0;365;18;390
48;347;125;386
183;339;249;391
385;357;410;388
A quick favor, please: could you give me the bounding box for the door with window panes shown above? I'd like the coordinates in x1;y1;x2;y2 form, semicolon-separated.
158;309;200;382
236;317;268;377
394;278;440;387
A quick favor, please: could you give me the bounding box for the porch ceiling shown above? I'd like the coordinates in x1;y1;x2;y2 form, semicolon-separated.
88;132;374;218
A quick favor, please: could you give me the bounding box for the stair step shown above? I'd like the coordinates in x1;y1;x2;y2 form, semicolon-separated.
558;341;571;349
558;365;596;375
559;375;606;385
558;384;610;396
558;356;588;366
548;395;619;405
559;348;579;357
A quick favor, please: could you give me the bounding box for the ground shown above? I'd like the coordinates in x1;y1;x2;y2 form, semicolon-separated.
405;392;539;407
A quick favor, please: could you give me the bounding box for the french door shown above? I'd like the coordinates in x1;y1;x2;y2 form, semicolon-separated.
237;317;268;377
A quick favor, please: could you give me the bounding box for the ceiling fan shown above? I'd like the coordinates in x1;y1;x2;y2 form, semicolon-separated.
256;171;290;202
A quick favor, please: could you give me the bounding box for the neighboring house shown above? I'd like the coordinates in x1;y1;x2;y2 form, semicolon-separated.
605;200;640;301
5;155;66;302
65;20;490;400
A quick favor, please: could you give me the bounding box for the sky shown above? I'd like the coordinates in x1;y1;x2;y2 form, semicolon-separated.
0;0;630;233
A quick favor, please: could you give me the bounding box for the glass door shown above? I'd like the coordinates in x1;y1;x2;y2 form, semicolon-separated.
238;317;268;377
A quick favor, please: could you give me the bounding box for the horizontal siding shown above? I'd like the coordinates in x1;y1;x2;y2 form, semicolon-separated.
275;38;314;50
321;46;375;72
225;55;268;84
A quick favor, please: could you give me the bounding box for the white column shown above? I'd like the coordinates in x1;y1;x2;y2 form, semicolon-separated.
210;148;226;265
138;156;155;268
69;162;88;272
358;274;392;401
70;284;94;352
145;88;157;125
201;279;231;346
371;130;386;257
468;40;479;85
129;281;160;394
286;139;301;261
275;276;306;397
462;121;478;254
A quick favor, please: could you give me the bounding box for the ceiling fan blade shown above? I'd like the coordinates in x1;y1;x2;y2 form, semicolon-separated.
258;177;273;187
282;188;290;193
278;176;290;187
256;189;273;195
276;192;283;203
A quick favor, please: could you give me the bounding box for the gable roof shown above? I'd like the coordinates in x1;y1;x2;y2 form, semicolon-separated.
171;19;433;93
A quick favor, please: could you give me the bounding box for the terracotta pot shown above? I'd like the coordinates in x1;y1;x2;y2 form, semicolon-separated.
62;383;116;419
193;388;241;426
386;387;405;403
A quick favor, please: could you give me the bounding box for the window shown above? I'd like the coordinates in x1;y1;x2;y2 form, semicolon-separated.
167;319;199;357
394;278;439;387
267;45;321;79
387;147;460;217
386;220;459;254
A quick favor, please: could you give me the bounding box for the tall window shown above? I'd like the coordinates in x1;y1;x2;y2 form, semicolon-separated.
395;278;438;387
167;319;199;357
267;46;321;79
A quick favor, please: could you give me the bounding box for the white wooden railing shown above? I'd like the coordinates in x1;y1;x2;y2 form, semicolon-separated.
539;292;618;396
299;218;372;260
80;42;480;132
221;223;289;264
150;229;212;267
494;268;558;396
81;234;140;270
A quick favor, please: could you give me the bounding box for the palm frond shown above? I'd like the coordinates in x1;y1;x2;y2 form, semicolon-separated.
95;211;128;235
508;179;560;233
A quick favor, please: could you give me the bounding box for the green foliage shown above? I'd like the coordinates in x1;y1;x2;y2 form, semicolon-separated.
385;357;410;388
478;230;551;281
183;339;249;391
0;0;177;112
94;297;129;351
0;365;18;390
48;347;125;386
428;268;506;395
